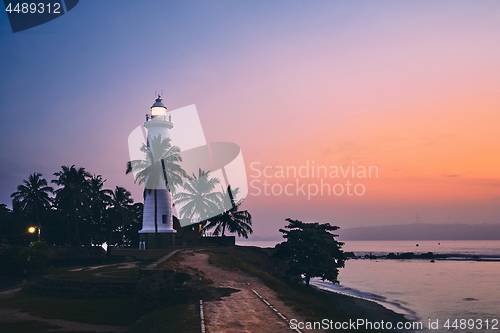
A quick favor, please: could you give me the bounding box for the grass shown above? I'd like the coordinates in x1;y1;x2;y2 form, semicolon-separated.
155;251;189;271
0;287;136;327
0;320;62;333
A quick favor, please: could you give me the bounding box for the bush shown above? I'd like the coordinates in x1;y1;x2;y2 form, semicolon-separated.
0;241;51;277
28;241;50;273
31;241;49;252
0;243;23;276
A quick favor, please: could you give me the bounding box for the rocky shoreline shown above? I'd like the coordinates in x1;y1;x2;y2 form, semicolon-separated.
345;251;500;261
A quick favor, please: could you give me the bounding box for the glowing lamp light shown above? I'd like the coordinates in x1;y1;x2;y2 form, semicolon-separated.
28;226;40;241
151;95;167;117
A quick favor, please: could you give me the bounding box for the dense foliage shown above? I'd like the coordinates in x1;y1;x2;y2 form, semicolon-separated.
202;185;252;238
0;166;142;248
276;218;345;285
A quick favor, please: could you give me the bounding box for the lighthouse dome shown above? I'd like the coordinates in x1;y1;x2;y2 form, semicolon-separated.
152;96;166;109
151;95;167;117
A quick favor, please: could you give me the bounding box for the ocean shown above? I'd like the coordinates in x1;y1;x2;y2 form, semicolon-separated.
237;240;500;332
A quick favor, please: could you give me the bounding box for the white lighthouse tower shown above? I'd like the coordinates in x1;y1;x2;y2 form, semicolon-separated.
139;95;176;249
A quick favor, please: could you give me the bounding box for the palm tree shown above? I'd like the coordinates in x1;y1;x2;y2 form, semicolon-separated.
52;165;91;246
173;169;223;227
108;186;134;247
11;173;53;240
88;174;113;245
0;204;12;238
126;135;186;248
127;202;144;246
203;185;253;238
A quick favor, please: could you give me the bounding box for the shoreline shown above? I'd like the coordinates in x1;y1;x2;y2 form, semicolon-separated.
311;280;419;322
311;283;416;332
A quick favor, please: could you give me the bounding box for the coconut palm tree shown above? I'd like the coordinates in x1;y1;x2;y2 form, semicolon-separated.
173;169;223;227
87;174;113;245
127;202;144;246
0;204;12;238
11;173;53;240
126;135;186;248
52;165;91;246
108;186;134;247
203;185;253;238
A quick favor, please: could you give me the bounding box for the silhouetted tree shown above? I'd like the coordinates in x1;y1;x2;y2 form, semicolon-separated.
4;167;141;247
0;204;14;243
276;218;344;286
124;202;143;247
10;199;30;245
11;173;53;241
88;174;113;245
108;186;134;246
52;165;91;246
203;185;253;238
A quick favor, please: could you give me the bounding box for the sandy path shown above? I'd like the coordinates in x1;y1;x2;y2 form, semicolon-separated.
181;251;324;333
69;261;140;272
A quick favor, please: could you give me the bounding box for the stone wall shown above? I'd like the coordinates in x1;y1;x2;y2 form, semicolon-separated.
134;269;189;318
200;236;235;246
139;233;175;249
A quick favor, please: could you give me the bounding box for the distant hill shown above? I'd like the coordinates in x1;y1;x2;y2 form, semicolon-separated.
337;223;500;240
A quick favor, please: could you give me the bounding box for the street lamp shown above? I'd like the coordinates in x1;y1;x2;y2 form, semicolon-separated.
28;226;40;242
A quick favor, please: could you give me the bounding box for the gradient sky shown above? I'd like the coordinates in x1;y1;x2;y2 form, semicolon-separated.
1;1;500;238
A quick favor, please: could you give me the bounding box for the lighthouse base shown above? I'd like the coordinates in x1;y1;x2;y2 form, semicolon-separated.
139;232;176;249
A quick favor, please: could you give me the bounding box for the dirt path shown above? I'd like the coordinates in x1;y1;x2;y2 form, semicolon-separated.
68;261;140;272
148;249;179;268
181;251;324;333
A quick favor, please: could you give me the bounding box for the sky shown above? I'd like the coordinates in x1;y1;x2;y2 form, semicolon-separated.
1;0;500;238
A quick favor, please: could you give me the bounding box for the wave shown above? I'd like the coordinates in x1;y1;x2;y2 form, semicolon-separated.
310;278;419;321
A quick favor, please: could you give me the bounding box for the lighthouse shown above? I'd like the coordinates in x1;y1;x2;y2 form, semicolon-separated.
138;95;176;249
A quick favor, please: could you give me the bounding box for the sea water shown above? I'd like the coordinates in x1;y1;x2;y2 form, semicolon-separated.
238;240;500;332
316;241;500;332
342;240;500;258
